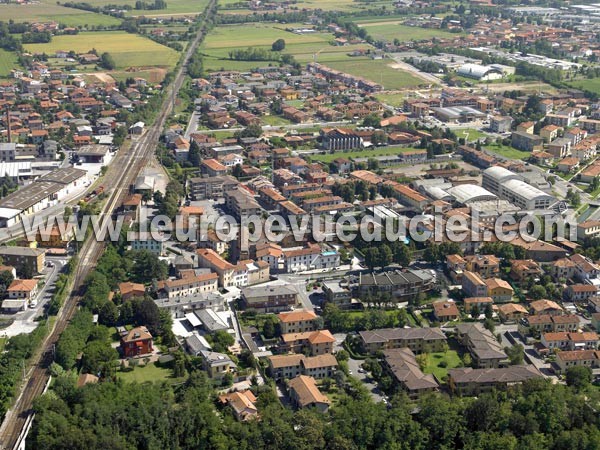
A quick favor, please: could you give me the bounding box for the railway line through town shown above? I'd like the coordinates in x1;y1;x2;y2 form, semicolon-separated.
0;1;217;448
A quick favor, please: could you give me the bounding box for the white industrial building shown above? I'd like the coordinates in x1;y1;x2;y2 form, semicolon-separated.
457;63;504;81
482;167;556;211
446;184;498;205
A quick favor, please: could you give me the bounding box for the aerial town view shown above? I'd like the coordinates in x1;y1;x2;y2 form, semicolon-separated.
0;0;599;448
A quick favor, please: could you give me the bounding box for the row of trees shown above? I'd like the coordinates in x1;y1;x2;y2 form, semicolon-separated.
29;364;600;449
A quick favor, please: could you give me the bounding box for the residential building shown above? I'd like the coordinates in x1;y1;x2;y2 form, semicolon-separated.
120;326;154;358
158;273;219;298
359;327;447;354
287;375;330;412
485;278;514;303
462;271;488;298
0;246;45;275
278;309;318;334
129;232;165;256
241;284;298;313
448;365;542;395
510;259;542;283
354;269;435;299
511;131;543;151
497;303;529;322
267;353;338;381
119;281;145;301
463;297;493;314
280;329;336;355
382;348;438;399
433;301;460;322
529;299;564;316
200;350;236;378
555;350;600;374
456;323;507;368
541;331;599;351
218;390;258;421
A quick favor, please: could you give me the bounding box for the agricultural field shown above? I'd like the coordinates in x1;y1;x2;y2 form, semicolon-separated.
0;0;121;27
356;21;464;42
24;32;180;70
59;0;209;16
201;23;423;89
0;49;18;78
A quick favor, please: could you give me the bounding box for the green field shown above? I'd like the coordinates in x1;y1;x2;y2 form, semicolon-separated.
0;49;18;78
356;22;464;42
24;32;180;69
117;362;184;383
568;77;600;95
58;0;209;16
310;146;422;163
325;58;424;90
422;350;462;381
0;0;121;26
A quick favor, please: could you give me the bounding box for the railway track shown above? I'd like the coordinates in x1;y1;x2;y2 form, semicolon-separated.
0;2;217;448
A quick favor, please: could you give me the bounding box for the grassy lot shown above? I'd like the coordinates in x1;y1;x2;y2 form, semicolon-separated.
422;350;462;381
374;92;406;107
261;115;292;126
326;58;424;89
117;362;183;383
0;49;18;78
0;337;5;352
310;146;422;163
24;32;180;69
457;128;488;142
356;22;464;42
0;0;121;26
567;77;600;95
485;143;531;160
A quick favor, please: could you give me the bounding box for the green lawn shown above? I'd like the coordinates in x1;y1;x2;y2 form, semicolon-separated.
68;0;209;15
0;49;18;78
355;22;464;42
422;350;462;381
310;146;422;163
24;31;180;69
0;337;5;352
117;362;183;383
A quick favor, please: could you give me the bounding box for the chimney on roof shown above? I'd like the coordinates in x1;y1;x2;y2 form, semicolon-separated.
5;106;10;144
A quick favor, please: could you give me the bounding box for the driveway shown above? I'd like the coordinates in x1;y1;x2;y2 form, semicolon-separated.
347;357;385;403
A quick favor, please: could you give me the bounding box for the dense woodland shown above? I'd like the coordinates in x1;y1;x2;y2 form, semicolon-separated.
28;368;600;450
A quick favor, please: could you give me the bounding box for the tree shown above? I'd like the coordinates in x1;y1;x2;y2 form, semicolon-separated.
130;250;168;283
505;344;524;365
81;340;118;376
379;244;393;268
362;113;381;128
271;38;286;51
528;285;547;300
208;330;234;353
0;270;14;296
364;247;380;270
100;52;115;70
98;301;119;327
133;298;162;336
262;315;278;339
565;366;592;389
